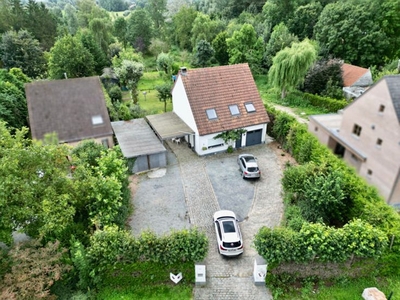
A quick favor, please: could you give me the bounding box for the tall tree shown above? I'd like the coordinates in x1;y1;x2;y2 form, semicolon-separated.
145;0;167;31
155;82;172;112
126;9;153;53
156;52;173;74
63;3;79;35
288;2;323;40
24;0;58;51
0;30;46;78
314;1;391;67
226;23;263;73
212;31;229;65
263;23;298;69
193;40;214;67
0;68;29;129
268;39;317;98
89;17;112;53
77;29;109;75
113;17;128;48
114;60;144;104
171;5;197;50
190;12;225;50
47;34;95;79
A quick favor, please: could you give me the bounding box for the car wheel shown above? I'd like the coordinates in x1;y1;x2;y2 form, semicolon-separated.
242;172;245;179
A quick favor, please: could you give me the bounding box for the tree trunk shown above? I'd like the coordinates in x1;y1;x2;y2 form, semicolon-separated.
281;88;287;99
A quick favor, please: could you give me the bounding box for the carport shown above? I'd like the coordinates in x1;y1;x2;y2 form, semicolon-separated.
111;119;167;173
145;112;194;141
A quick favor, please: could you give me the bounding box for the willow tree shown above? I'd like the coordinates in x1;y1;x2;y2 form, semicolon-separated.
268;39;317;98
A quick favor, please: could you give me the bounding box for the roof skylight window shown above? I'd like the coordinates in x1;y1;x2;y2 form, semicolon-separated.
245;102;256;113
92;115;104;125
229;105;240;116
206;108;218;120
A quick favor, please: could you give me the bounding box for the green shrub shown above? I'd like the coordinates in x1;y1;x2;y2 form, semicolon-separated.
255;220;388;265
303;93;348;112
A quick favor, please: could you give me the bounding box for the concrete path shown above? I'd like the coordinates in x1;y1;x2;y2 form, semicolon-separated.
170;141;283;300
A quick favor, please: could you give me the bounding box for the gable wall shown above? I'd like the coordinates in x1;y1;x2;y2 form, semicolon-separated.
172;76;198;133
340;80;400;202
353;70;373;87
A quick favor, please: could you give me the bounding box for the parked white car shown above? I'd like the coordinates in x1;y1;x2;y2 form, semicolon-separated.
213;210;243;256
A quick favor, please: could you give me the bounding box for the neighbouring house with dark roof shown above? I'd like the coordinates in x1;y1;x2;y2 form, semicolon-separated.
26;76;114;147
308;75;400;205
341;63;373;99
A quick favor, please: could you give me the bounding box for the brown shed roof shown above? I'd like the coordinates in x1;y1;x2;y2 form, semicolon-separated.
26;76;113;143
341;63;369;87
178;64;269;136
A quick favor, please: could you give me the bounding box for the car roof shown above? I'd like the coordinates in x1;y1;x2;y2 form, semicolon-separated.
239;154;256;161
214;210;236;220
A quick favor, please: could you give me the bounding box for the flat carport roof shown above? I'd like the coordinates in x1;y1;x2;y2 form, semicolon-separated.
111;118;166;158
145;112;194;140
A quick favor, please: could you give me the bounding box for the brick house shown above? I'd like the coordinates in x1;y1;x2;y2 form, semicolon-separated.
341;63;373;99
170;64;270;155
309;75;400;204
26;76;114;147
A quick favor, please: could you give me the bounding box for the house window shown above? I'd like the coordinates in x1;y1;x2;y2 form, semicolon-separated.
379;105;385;113
352;124;362;137
376;138;382;147
92;115;104;125
314;126;318;132
229;105;240;116
244;102;256;113
367;169;373;177
102;138;109;148
206;108;217;120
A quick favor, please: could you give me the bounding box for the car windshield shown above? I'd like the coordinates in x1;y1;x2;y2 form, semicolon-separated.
222;220;236;233
247;167;259;172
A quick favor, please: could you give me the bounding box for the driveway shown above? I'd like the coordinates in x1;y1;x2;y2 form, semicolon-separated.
129;139;283;299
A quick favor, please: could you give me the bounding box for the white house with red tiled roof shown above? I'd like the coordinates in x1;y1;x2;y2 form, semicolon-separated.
171;64;270;155
341;63;373;99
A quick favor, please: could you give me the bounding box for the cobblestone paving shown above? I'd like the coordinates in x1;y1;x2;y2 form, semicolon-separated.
170;140;283;300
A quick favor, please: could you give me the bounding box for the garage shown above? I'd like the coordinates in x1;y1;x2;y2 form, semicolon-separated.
246;129;262;146
111;119;167;173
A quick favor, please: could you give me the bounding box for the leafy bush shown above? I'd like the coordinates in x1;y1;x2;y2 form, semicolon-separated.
303;93;348;113
255;219;388;265
86;226;208;287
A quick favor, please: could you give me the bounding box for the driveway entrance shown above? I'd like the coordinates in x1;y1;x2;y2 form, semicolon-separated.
129;139;283;299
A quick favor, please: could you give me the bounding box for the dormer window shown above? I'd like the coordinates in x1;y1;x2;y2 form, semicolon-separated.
206;108;217;120
229;105;240;116
92;115;104;125
245;102;256;113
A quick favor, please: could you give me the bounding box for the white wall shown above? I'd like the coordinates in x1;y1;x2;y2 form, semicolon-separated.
172;76;198;133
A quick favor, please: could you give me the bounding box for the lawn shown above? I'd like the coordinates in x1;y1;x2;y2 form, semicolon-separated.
124;71;173;115
96;262;194;300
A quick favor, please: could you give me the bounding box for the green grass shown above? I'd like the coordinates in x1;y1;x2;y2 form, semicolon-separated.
278;275;400;299
96;261;194;300
254;74;328;117
122;72;173;114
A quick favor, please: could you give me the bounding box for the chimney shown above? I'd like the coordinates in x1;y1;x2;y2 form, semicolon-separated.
180;67;187;76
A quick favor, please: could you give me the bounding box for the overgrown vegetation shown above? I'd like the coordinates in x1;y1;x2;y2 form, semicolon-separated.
255;105;400;298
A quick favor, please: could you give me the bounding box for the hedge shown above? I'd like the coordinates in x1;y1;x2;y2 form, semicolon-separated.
262;104;400;257
254;219;388;265
303;93;348;113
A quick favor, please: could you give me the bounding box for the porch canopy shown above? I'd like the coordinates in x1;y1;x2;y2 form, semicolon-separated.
111;118;166;158
145;112;194;140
